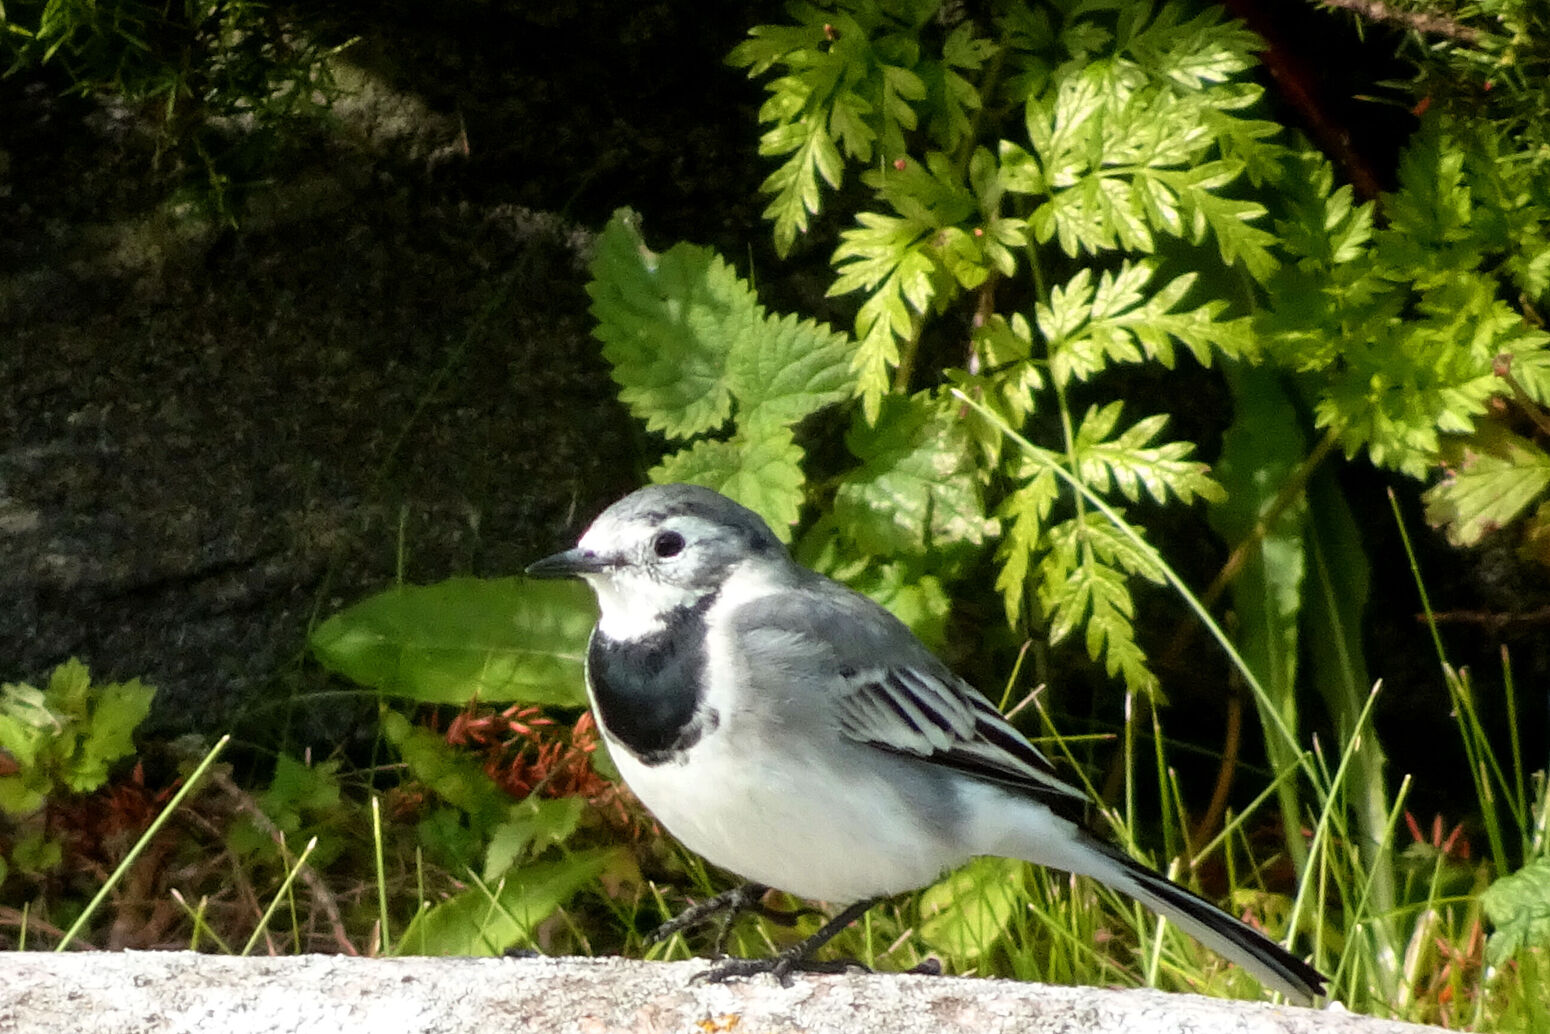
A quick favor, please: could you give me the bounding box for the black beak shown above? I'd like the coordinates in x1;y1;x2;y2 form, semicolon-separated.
525;547;613;579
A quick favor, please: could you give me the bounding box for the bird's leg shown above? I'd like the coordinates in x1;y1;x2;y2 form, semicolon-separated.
649;883;771;953
696;897;880;986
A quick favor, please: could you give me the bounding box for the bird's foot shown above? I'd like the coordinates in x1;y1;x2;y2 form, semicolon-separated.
695;949;870;987
688;897;882;987
648;883;770;947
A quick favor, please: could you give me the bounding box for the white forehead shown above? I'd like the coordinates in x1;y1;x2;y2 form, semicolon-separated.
579;509;687;549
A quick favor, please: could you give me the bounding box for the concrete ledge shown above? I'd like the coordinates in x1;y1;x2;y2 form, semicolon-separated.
0;952;1441;1034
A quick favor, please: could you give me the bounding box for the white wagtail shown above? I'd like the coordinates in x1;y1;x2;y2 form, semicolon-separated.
526;483;1325;1000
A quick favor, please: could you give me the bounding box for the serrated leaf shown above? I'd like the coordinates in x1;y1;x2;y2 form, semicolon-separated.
919;856;1025;961
829;89;877;162
729;311;854;431
0;777;45;818
44;657;91;712
1073;513;1169;584
835;394;994;556
68;677;155;792
727;22;826;77
10;831;62;876
1156;165;1278;280
994;464;1061;626
483;796;586;882
651;428;806;540
1073;402;1223;505
311;578;594;707
586;210;755;437
1483;856;1550;967
382;710;509;834
1423;425;1550;547
1040;262;1253;385
1039;518;1160;696
0;681;53;772
760;116;846;254
259;755;343;832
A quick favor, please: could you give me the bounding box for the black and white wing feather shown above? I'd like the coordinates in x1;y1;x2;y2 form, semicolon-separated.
833;662;1089;820
730;578;1088;820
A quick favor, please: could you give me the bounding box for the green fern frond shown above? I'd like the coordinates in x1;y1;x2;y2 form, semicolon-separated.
1037;517;1160;696
1072;403;1225;506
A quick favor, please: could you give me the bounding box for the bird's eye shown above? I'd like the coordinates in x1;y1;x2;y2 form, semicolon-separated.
653;530;686;558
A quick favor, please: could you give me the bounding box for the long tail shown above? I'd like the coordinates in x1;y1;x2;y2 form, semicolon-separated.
1069;834;1326;1002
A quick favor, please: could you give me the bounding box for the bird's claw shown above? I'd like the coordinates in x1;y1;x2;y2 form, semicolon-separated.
695;952;870;987
648;883;769;946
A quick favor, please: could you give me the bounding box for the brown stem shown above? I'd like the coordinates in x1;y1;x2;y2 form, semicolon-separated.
1190;690;1244;856
211;769;359;955
1143;425;1340;839
1160;423;1342;673
1318;0;1481;45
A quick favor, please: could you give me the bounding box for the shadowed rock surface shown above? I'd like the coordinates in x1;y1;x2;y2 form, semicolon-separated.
0;1;772;737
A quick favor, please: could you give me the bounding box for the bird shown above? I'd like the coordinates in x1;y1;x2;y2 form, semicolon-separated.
525;482;1326;1001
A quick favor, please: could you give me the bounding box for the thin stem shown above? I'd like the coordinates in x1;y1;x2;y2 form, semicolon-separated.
55;735;231;952
241;836;321;956
891;310;925;394
1161;422;1342;669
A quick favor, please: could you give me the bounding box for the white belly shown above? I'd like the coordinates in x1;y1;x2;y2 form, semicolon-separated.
610;727;963;903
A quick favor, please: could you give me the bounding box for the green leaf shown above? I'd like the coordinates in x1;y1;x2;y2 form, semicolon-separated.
1073;402;1223;505
10;831;63;876
1039;517;1160;697
259;755;344;830
310;577;593;707
849;561;952;656
68;677;155;792
835;394;994;557
482;796;586;882
1423;425;1550;547
1483;855;1550;967
728;311;853;432
994;463;1061;626
398;849;617;957
43;657;93;719
1154;164;1277;280
1020;48;1279;279
0;777;45;818
759;115;846;255
586;209;759;438
0;660;155;805
0;680;53;774
919;856;1026;962
1208;365;1308;747
1038;263;1254;387
381;711;510;837
231;754;347;860
651;427;806;540
1271;152;1375;267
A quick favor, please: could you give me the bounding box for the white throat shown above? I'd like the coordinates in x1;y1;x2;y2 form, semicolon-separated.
588;572;701;640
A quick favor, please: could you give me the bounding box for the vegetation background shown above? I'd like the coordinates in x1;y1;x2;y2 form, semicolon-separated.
1;0;1548;1029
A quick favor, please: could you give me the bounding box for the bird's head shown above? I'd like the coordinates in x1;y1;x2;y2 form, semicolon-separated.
526;484;788;638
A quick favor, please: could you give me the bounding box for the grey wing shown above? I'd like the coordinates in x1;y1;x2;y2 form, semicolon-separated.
733;579;1090;819
835;661;1089;818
